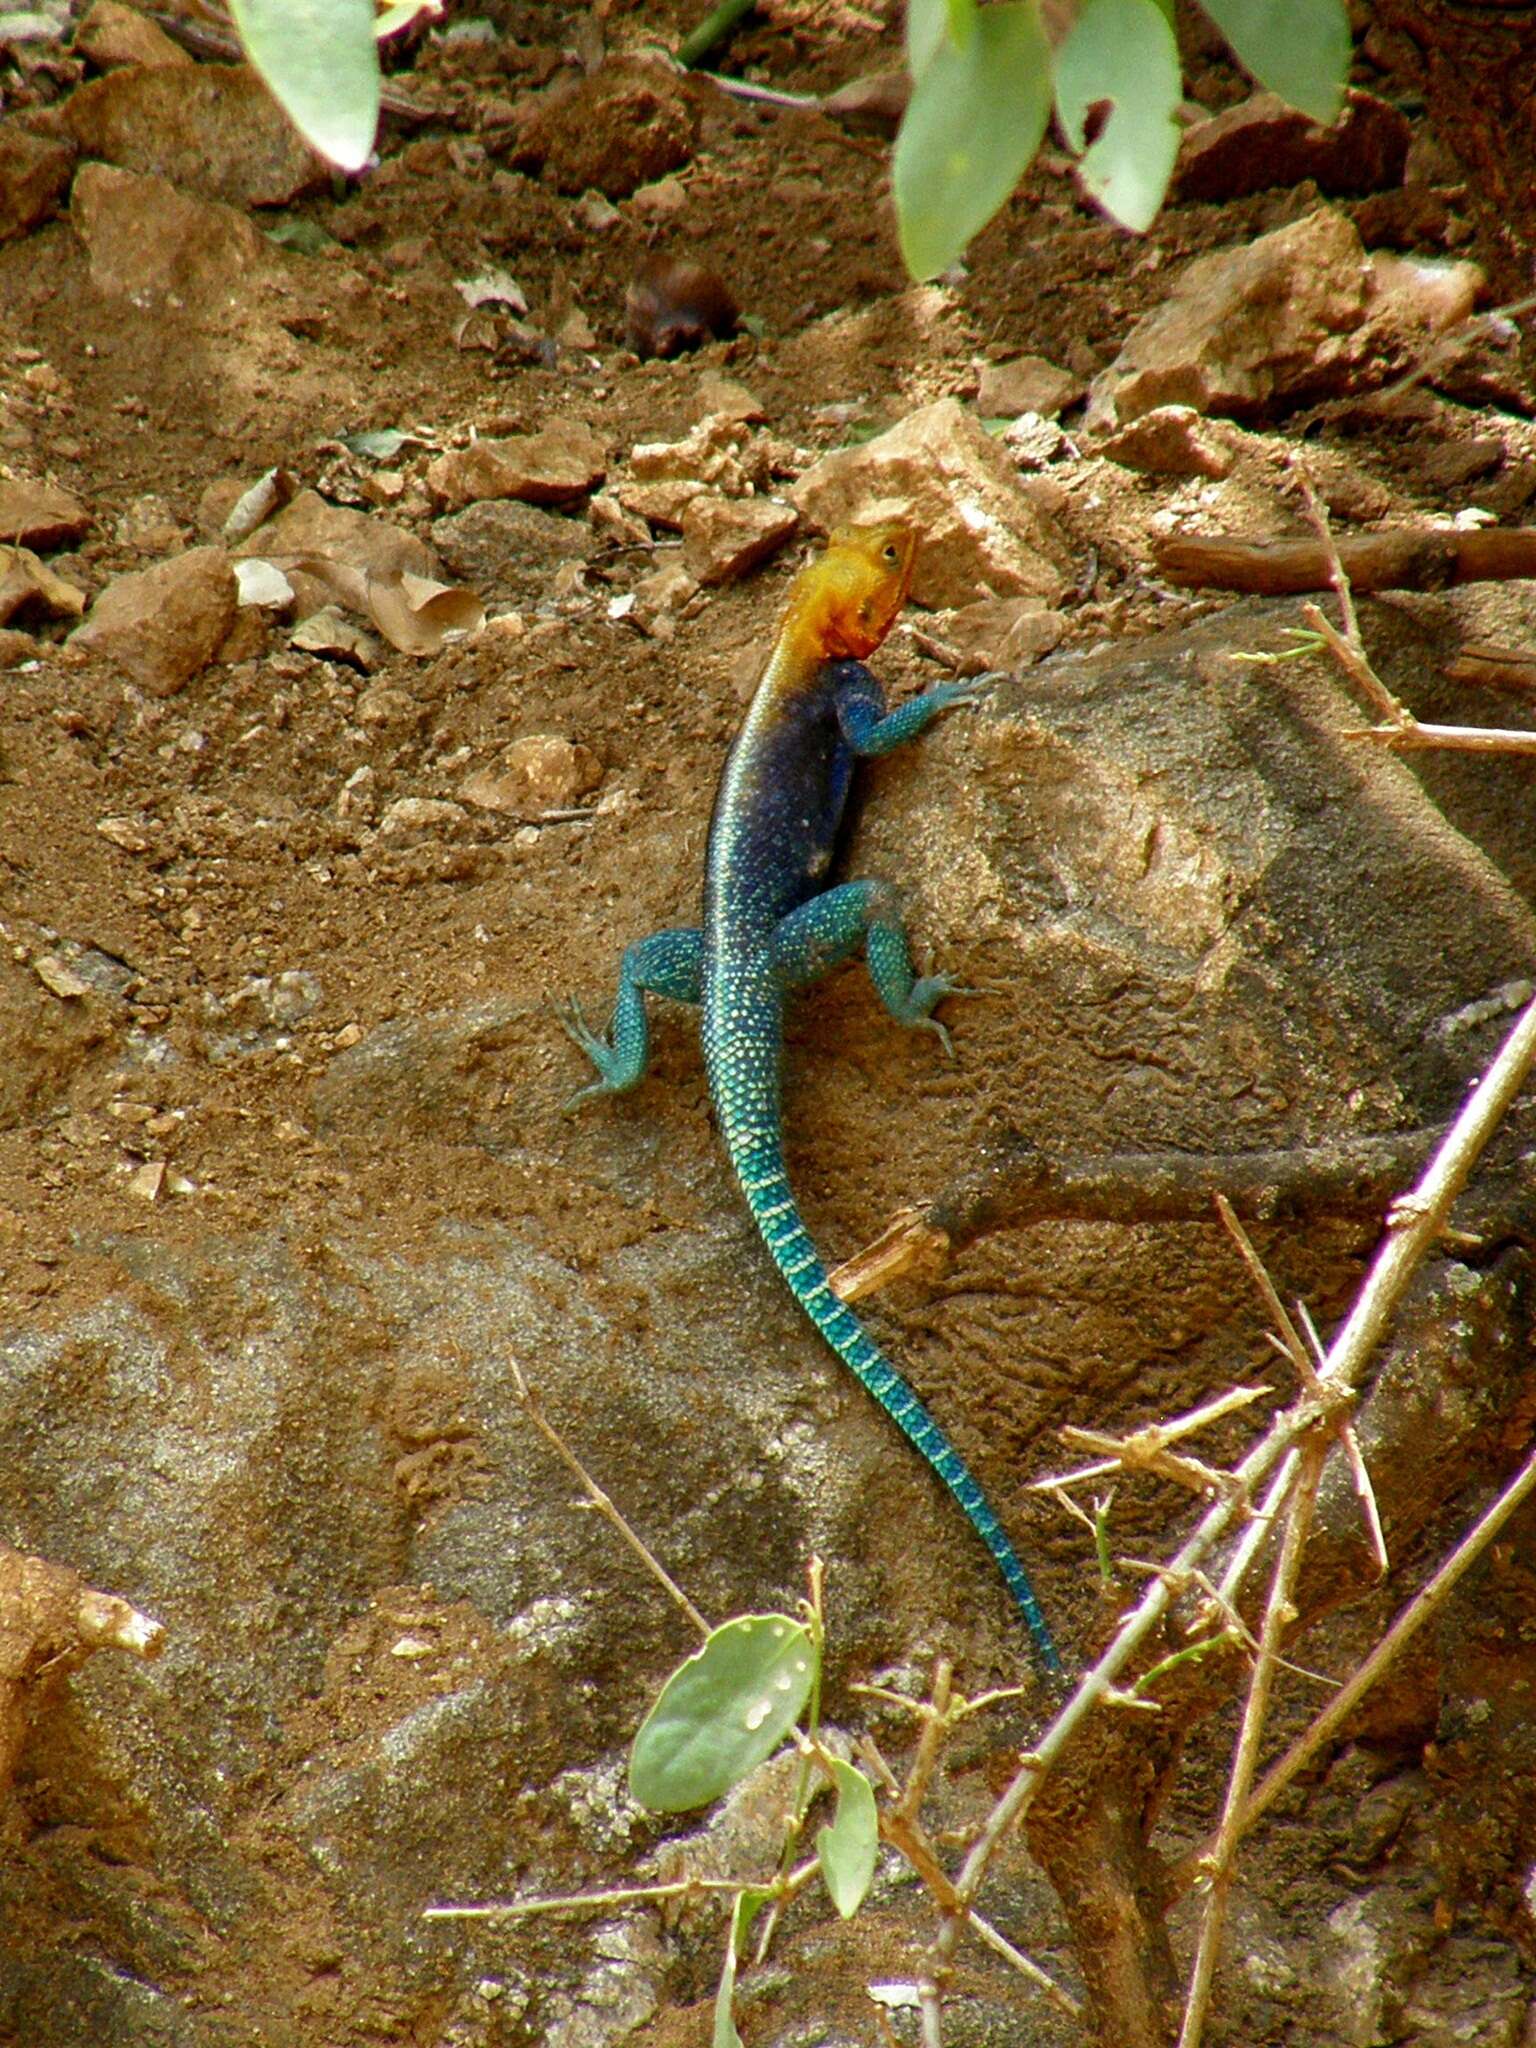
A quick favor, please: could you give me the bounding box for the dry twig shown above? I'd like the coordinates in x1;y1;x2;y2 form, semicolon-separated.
1037;1382;1268;1498
1153;525;1536;596
1177;1432;1328;2048
1168;1437;1536;1899
509;1359;711;1639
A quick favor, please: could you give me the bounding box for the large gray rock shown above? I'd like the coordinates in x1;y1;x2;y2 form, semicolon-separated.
2;602;1532;2045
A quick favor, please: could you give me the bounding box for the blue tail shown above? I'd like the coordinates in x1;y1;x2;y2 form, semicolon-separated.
737;1145;1060;1674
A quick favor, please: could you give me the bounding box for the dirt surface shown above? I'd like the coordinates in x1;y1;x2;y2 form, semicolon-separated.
2;3;1536;2045
2;0;1528;1370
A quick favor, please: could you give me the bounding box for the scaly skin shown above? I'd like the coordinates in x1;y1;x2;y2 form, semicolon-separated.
562;521;1059;1675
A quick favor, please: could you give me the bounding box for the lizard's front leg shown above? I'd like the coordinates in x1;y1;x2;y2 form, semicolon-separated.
830;659;993;758
773;881;966;1056
559;927;702;1107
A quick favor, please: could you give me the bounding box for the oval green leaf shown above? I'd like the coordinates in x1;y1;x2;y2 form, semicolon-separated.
230;0;380;173
1199;0;1349;126
905;0;949;81
893;1;1052;281
1055;0;1182;233
629;1615;816;1814
944;0;977;51
816;1759;879;1919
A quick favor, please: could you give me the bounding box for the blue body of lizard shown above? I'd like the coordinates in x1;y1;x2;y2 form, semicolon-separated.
562;522;1059;1675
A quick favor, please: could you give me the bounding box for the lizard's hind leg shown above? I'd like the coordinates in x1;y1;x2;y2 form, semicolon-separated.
774;881;967;1056
559;927;703;1107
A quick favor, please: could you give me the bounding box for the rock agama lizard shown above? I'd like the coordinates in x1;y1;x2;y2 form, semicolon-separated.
561;519;1059;1674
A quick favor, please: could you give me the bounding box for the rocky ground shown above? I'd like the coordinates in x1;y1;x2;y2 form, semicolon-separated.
0;2;1534;2043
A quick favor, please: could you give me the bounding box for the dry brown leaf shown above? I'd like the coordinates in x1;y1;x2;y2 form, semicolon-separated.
274;552;372;617
223;468;300;544
365;568;484;654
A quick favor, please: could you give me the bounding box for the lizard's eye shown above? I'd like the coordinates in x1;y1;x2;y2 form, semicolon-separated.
881;542;900;564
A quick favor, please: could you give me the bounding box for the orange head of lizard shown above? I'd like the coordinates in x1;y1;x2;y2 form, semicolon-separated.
797;518;918;661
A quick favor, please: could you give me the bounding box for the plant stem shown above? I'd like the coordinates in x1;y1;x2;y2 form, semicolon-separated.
677;0;756;68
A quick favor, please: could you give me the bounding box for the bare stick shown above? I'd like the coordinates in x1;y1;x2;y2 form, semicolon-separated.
425;1876;761;1920
510;1360;711;1639
1169;1438;1536;1898
1295;602;1410;727
967;1909;1083;2016
1447;643;1536;693
1292;463;1368;663
1316;987;1536;1387
1279;500;1536;754
1154;527;1536;595
1031;1385;1271;1494
1177;1435;1326;2048
1343;719;1536;755
836;1126;1444;1304
918;1978;944;2048
1045;1427;1236;1500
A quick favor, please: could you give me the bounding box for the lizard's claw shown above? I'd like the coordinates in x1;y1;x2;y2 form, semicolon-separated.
555;995;601;1056
914;1013;956;1059
905;973;979;1059
930;671;1006;712
554;997;618;1112
557;999;634;1114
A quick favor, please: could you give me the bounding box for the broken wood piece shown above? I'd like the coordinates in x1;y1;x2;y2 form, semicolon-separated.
1155;527;1536;595
827;1205;947;1304
1446;642;1536;693
832;1125;1534;1300
0;1544;165;1793
830;1129;1451;1303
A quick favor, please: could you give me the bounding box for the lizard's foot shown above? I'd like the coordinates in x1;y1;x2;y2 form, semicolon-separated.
555;998;628;1110
900;973;977;1058
927;673;1003;713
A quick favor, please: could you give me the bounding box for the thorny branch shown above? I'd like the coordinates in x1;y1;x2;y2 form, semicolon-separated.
1167;1437;1536;1901
928;985;1536;2033
1216;1199;1386;1580
451;980;1536;2043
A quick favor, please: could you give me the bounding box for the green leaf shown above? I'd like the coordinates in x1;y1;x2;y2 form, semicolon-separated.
629;1615;816;1814
944;0;977;50
906;0;948;80
340;427;417;460
264;217;334;255
1055;0;1182;233
713;1888;772;2048
893;2;1052;282
1199;0;1350;125
374;0;434;37
815;1759;879;1918
229;0;380;173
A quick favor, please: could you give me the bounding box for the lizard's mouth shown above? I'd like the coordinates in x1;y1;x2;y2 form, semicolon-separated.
826;597;901;660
